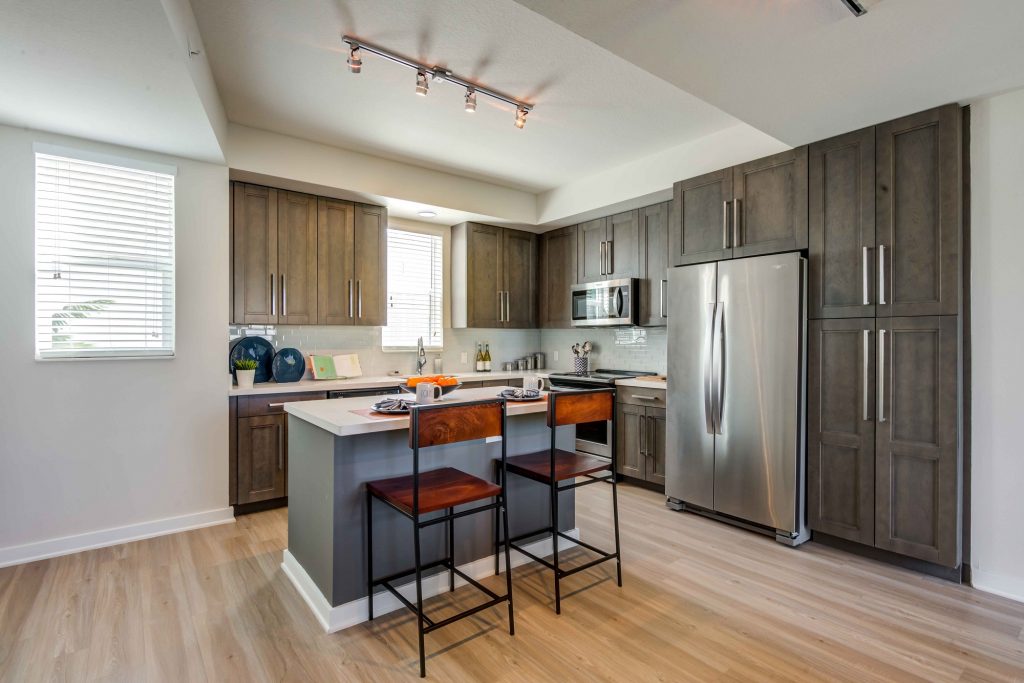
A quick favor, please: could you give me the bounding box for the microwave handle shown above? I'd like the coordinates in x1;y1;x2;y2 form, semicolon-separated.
615;287;624;317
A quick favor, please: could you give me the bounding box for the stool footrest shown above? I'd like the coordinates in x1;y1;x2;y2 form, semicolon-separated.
423;595;509;634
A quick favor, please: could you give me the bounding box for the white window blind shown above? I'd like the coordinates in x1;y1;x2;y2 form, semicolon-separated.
382;228;443;350
34;151;175;359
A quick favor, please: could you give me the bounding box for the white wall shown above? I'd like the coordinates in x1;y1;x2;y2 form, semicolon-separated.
0;125;231;564
969;87;1024;602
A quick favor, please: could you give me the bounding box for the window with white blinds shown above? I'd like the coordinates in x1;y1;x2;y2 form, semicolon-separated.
381;228;443;350
34;150;176;359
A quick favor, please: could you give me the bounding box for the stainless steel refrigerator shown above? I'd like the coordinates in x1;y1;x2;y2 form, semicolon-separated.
665;252;808;545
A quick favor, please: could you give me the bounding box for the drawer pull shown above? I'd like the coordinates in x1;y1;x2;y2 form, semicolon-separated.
630;395;660;401
268;403;286;408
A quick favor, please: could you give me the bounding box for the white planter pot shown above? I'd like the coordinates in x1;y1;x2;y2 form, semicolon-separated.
235;369;256;389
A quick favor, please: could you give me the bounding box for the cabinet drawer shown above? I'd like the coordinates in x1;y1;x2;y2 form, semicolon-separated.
238;391;327;417
618;387;666;408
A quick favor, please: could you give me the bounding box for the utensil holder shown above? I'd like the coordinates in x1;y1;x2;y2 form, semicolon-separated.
573;357;588;375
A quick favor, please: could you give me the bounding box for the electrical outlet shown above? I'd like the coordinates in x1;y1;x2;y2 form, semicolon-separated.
553;350;559;362
460;351;468;364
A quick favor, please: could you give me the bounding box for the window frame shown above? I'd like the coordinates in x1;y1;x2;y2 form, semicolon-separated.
381;223;448;352
33;144;177;361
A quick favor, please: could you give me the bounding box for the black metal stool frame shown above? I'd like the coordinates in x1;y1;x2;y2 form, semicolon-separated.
495;387;622;614
366;397;515;678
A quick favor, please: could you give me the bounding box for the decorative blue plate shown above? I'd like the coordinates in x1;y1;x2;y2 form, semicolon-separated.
272;347;305;383
229;336;275;383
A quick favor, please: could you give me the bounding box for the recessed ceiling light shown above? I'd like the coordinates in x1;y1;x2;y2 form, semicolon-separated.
418;210;437;218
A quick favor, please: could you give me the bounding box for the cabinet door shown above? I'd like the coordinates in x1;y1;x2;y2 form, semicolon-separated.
353;204;387;326
876;105;961;317
615;403;645;479
237;414;287;504
317;198;354;325
671;169;734;266
231;183;278;324
539;226;577;328
809;128;876;319
808;319;876;545
276;190;318;325
503;228;537;328
466;223;504;328
732;146;809;259
645;407;667;486
606;209;640;280
577;217;609;282
639;202;670;327
875;316;959;567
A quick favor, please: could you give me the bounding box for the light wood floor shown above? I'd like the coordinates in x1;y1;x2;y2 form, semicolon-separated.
2;484;1023;682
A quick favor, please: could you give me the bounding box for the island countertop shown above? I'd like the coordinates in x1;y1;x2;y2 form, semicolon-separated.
284;386;552;437
229;370;549;397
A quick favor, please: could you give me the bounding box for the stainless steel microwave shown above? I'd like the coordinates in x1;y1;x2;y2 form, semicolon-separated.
570;278;639;327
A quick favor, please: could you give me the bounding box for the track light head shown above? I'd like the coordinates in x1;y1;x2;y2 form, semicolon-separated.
464;89;477;113
347;46;362;73
514;106;528;129
415;71;429;96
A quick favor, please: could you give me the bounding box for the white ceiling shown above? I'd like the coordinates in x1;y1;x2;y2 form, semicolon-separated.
0;0;223;163
513;0;1024;146
189;0;739;193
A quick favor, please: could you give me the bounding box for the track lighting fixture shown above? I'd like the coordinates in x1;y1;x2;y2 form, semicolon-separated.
342;36;534;125
346;45;362;73
514;106;528;129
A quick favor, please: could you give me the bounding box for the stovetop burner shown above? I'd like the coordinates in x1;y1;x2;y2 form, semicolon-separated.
547;368;656;385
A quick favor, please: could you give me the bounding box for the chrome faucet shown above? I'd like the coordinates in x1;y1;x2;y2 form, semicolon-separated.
416;336;427;375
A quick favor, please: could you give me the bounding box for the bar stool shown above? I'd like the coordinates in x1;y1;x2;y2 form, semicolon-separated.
365;398;515;678
497;388;621;614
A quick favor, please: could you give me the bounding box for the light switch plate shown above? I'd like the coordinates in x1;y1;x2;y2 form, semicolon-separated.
460;351;468;364
553;350;559;362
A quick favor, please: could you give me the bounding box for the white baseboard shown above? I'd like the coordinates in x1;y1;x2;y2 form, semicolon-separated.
971;568;1024;604
0;507;235;569
282;528;581;633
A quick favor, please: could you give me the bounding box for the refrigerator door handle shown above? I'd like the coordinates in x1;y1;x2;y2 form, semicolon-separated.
711;300;725;435
703;302;717;435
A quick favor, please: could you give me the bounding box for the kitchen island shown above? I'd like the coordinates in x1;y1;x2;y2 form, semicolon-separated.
281;386;577;632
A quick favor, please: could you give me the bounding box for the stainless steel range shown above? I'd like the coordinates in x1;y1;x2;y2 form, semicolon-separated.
547;369;656;459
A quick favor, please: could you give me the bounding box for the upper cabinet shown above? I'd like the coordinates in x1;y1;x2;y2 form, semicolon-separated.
639;202;670;327
539;225;577;329
876;105;961;318
670;148;808;266
577;210;640;282
230;181;386;326
452;222;537;329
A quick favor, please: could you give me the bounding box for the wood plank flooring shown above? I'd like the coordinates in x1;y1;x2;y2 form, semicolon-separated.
1;484;1022;681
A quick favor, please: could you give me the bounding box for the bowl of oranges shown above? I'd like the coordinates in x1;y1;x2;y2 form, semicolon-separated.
401;375;463;396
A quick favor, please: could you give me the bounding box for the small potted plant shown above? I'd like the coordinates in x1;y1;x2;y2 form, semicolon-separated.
234;358;258;389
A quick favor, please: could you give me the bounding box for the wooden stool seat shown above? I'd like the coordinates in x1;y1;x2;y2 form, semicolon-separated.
506;449;611;484
366;467;501;515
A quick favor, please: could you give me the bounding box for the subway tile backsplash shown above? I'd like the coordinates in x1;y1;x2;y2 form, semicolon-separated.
539;327;667;375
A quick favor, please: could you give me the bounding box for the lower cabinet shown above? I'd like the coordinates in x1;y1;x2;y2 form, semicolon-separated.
237;414;287;504
615;390;666;487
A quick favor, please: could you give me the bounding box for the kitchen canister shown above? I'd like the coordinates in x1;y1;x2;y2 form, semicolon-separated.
533;352;546;369
573;356;588;375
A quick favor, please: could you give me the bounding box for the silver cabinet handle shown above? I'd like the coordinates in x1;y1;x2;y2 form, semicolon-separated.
268;403;285;408
630;395;659;401
878;328;887;423
712;300;725;434
648;414;656;461
278;425;284;470
348;279;353;318
878;245;886;306
862;246;871;305
606;239;613;274
270;273;276;316
660;279;667;318
862;329;871;421
357;280;362;318
732;199;741;248
703;302;716;435
281;274;287;317
722;200;730;249
497;290;503;322
639;414;646;458
506;290;511;323
600;241;607;275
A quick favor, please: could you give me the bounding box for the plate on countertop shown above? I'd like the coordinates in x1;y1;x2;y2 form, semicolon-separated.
499;388;544;402
272;347;305;383
229;337;274;383
372;398;418;414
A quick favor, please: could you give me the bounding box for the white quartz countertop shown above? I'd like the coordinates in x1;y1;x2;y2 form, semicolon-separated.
283;386;552;437
229;370;548;397
616;378;667;390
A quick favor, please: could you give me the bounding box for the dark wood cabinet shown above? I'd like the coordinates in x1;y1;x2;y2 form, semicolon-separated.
808;318;876;545
276;191;318;325
639;202;670;327
577;217;609;282
317;198;355;324
670;168;733;266
645;407;667;486
461;223;503;328
453;223;537;329
577;211;640;282
352;204;388;326
539;225;577;328
616;403;646;480
876;105;961;318
232;183;278;324
732;146;808;258
809;128;876;319
237;414;287;504
875;316;959;566
503;228;537;328
616;390;667;487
